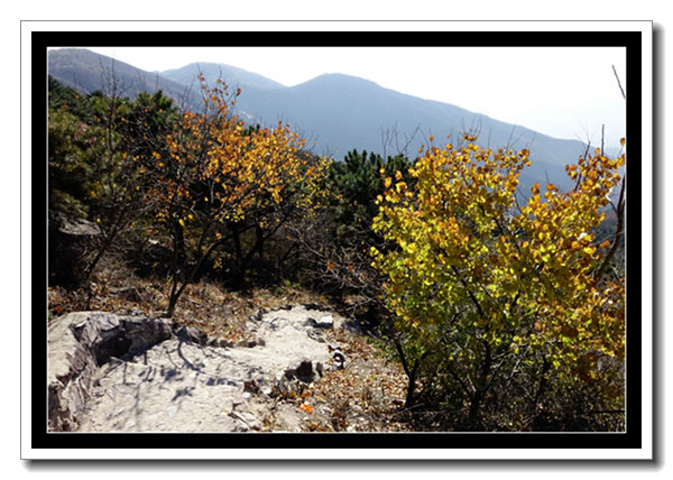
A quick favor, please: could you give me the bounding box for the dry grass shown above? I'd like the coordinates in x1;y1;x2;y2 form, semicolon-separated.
49;267;330;343
298;332;412;432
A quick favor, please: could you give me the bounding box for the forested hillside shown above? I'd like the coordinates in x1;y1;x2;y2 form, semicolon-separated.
47;73;627;432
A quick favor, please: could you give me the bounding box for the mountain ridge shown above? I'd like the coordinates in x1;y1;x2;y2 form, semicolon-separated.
48;47;597;190
160;61;287;92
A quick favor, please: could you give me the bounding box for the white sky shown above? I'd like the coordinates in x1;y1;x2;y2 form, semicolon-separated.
74;45;626;151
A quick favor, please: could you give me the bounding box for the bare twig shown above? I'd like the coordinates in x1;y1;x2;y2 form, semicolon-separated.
612;65;627;100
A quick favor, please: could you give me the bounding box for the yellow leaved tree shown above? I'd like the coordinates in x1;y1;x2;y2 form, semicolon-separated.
147;76;328;317
371;134;626;430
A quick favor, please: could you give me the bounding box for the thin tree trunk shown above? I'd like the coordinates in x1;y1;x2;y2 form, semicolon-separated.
388;328;420;408
165;233;233;318
467;340;492;429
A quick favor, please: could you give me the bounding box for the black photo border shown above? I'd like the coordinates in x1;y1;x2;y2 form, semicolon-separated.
25;22;650;459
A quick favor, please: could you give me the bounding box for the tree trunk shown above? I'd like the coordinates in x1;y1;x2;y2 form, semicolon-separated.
404;361;420;409
166;284;179;318
468;389;485;430
467;340;492;430
389;330;420;409
165;234;231;318
254;223;265;259
166;220;186;318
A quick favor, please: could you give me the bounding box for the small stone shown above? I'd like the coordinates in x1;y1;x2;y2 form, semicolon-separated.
229;411;262;431
295;359;314;381
332;350;346;369
260;385;273;396
244;379;259;394
317;315;333;328
175;325;208;345
304;317;318;327
236;338;262;348
284;358;322;384
307;330;324;342
250;309;265;322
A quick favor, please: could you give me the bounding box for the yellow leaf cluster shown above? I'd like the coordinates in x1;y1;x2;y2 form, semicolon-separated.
147;78;329;244
371;135;626;386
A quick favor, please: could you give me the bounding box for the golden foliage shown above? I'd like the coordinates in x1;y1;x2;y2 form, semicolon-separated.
371;137;626;400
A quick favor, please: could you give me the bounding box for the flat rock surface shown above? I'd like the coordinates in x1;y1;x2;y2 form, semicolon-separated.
75;305;341;433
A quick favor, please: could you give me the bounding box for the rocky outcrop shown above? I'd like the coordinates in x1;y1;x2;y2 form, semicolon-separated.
48;211;101;287
47;305;350;433
47;312;173;431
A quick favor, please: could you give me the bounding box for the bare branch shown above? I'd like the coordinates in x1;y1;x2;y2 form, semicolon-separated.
612;65;627;100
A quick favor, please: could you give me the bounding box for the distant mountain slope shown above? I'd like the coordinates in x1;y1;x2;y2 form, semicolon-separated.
48;48;594;191
160;62;286;92
221;72;586;190
47;48;199;110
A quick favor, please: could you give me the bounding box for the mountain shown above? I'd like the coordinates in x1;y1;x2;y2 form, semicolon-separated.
161;62;286;92
188;70;586;191
48;48;595;191
47;48;200;110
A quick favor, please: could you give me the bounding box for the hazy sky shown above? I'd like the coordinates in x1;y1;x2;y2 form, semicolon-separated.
82;46;627;149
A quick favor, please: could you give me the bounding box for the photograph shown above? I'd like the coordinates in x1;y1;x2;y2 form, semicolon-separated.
21;20;652;461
